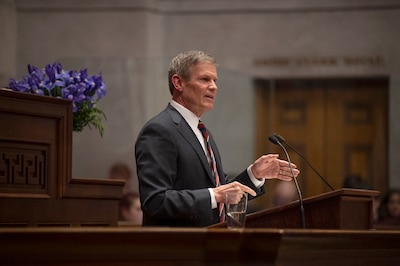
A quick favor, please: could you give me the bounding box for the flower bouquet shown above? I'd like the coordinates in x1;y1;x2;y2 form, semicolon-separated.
7;62;107;136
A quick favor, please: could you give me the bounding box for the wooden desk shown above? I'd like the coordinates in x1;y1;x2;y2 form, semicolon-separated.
0;227;399;265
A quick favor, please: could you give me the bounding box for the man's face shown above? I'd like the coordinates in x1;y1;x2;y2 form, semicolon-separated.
177;62;218;117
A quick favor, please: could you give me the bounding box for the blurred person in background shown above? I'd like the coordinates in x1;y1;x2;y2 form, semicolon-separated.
272;181;298;207
109;162;143;225
109;162;133;195
376;188;400;226
342;174;371;190
119;192;143;225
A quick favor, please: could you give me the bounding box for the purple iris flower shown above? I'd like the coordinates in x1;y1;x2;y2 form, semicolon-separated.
27;74;44;95
28;64;41;76
62;83;88;112
93;74;106;99
6;61;107;136
40;63;66;95
80;69;88;81
8;78;30;92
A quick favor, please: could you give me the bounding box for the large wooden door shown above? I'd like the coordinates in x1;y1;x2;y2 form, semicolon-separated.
254;78;388;209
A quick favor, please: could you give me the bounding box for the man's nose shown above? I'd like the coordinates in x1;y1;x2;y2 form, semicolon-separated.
210;80;217;90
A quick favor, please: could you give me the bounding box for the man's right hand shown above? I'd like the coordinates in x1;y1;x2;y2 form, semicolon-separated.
212;181;256;203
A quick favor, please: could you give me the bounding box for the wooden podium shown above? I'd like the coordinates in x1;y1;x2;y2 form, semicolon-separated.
0;89;124;227
210;188;379;229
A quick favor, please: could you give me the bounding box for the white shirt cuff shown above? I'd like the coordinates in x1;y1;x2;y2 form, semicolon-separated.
247;165;265;188
208;188;217;209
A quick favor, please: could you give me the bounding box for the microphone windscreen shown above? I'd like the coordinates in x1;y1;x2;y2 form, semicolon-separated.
273;133;285;143
268;135;280;145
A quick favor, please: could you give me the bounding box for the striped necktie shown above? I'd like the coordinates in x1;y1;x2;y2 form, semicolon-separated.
198;121;225;222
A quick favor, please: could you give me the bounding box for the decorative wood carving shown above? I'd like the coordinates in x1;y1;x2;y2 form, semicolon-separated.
0;89;124;226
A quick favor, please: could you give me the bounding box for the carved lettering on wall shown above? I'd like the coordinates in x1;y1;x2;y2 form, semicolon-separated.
254;55;384;68
0;150;46;187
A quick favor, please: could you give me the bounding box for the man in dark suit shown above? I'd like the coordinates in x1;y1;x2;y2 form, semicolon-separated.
135;50;300;227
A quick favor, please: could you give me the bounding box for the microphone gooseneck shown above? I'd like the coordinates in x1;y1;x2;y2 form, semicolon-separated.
268;135;306;229
273;133;334;191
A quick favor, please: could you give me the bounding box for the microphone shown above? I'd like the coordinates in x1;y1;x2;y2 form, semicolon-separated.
268;134;306;229
272;133;334;191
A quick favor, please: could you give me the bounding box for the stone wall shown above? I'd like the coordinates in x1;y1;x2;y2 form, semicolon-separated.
1;0;399;191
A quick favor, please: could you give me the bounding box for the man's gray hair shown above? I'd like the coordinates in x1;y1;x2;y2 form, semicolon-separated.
168;50;216;95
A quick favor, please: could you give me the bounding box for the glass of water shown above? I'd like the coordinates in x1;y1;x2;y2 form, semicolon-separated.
225;192;248;229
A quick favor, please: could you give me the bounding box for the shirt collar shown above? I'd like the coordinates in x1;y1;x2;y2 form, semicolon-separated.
170;100;201;129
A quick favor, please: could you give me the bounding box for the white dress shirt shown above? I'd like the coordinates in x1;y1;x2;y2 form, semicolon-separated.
170;100;264;209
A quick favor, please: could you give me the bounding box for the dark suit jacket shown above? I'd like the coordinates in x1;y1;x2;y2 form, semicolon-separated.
135;104;264;227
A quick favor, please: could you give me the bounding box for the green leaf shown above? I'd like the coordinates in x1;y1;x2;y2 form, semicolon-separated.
73;101;106;137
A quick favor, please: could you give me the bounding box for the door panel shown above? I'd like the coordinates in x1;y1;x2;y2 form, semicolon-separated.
254;78;388;209
326;84;388;193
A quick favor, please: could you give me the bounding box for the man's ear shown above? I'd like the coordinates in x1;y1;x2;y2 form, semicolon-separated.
171;74;184;92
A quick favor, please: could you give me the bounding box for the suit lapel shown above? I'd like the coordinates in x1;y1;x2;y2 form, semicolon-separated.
166;105;216;185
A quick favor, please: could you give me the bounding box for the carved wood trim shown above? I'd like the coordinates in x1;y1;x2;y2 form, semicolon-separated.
0;89;72;198
0;90;123;227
